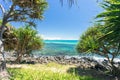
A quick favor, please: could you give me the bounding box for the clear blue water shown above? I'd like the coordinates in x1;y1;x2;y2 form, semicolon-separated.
44;40;78;45
32;40;120;60
33;40;79;56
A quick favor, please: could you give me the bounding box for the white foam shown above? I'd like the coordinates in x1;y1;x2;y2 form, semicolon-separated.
92;56;120;62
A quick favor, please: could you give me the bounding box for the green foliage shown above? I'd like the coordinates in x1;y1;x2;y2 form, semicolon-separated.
8;64;97;80
0;0;48;26
12;25;44;62
13;0;48;20
3;25;44;53
96;0;120;42
95;0;120;75
76;24;103;54
76;24;120;58
77;24;120;76
14;25;44;53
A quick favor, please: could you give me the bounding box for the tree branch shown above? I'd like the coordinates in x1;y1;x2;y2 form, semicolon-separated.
0;4;5;15
7;3;16;18
95;49;107;57
103;45;111;54
116;42;120;55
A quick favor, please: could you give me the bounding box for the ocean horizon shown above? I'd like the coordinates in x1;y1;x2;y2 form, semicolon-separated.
32;40;79;56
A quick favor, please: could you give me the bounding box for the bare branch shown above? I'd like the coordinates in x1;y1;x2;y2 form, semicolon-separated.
0;4;5;15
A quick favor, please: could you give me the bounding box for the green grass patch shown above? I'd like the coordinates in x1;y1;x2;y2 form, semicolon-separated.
8;63;98;80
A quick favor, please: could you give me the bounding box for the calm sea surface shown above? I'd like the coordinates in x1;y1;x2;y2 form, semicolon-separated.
32;40;120;61
32;40;79;56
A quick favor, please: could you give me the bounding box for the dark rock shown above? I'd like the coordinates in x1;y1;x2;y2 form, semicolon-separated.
94;63;106;71
70;57;77;60
26;61;35;64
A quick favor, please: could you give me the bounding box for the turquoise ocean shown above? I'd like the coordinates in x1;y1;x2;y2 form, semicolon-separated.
33;40;79;56
32;40;120;62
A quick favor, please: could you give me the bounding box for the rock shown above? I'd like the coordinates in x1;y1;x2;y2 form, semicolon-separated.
70;57;77;60
94;63;106;71
5;55;118;72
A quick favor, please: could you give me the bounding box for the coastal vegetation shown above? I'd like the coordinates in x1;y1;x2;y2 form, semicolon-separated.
96;0;120;76
76;24;120;76
13;25;44;63
0;0;47;79
77;0;120;77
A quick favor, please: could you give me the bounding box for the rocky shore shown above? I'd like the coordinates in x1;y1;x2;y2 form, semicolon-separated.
5;55;120;71
1;55;119;79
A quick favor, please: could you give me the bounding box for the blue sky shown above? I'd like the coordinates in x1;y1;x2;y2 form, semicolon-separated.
36;0;103;40
0;0;103;40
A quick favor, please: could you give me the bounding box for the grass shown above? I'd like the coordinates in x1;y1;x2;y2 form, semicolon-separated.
8;62;98;80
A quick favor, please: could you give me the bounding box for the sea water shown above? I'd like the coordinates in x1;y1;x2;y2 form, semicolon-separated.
33;40;103;56
32;40;79;56
32;40;120;62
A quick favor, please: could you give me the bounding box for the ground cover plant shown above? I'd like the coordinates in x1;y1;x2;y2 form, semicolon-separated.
8;63;98;80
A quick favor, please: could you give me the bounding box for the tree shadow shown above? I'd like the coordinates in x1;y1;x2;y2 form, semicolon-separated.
67;66;119;80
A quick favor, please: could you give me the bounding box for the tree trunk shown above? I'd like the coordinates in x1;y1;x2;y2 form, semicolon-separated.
110;61;120;76
107;55;120;77
0;40;10;80
15;54;22;63
0;25;10;80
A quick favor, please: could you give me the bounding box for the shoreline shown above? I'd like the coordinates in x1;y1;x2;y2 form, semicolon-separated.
33;55;120;62
4;54;120;63
5;55;120;70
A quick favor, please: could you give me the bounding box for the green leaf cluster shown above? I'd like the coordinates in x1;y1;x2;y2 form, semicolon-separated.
13;25;44;55
76;24;103;54
96;0;120;42
0;0;48;27
77;24;120;76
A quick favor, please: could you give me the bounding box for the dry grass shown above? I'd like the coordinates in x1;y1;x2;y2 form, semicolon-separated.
7;62;76;73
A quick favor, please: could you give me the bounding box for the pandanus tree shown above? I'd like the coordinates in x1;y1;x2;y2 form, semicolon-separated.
95;0;120;75
2;25;43;63
96;0;120;43
76;24;120;76
13;26;44;63
0;0;47;79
